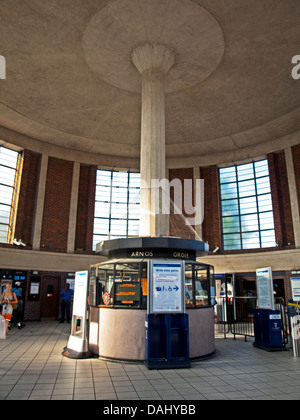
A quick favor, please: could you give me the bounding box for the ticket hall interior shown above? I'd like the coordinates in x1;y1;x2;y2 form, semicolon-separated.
0;0;300;388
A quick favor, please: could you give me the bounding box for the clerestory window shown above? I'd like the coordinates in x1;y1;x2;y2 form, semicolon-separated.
0;145;22;244
219;159;276;250
93;169;140;250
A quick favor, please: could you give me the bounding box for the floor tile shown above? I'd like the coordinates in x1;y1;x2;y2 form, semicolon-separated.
0;321;299;401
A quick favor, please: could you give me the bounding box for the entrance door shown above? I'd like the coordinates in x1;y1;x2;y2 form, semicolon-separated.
40;276;60;320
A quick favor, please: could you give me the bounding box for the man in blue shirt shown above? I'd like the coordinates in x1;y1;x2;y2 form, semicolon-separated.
59;283;74;323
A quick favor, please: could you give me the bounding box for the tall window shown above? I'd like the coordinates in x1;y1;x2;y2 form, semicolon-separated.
0;146;22;243
93;170;140;249
219;159;276;250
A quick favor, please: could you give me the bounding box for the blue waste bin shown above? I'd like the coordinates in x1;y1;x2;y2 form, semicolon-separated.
253;309;284;351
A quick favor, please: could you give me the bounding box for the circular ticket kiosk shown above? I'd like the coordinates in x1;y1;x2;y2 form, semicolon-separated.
88;237;215;365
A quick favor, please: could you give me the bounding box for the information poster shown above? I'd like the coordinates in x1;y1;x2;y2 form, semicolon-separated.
150;262;184;313
256;267;274;310
30;282;39;294
291;278;300;302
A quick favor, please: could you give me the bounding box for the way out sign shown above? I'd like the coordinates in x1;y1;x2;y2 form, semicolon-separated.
149;261;184;314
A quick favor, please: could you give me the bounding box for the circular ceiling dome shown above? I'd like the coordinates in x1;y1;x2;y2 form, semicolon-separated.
0;0;299;168
82;0;225;93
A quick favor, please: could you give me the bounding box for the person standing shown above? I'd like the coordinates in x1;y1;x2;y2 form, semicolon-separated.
0;283;18;338
59;283;73;323
12;282;25;329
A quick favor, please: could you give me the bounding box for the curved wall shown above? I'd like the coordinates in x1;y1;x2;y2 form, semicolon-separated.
90;307;215;361
1;126;299;170
1;140;300;321
3;143;300;261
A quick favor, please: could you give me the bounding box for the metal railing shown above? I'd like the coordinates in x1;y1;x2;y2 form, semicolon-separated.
214;296;289;346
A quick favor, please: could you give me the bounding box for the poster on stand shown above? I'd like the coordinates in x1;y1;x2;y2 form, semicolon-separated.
256;267;274;310
149;261;184;314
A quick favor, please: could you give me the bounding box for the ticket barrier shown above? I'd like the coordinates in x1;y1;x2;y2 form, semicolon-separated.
253;309;284;351
288;306;300;357
145;313;190;369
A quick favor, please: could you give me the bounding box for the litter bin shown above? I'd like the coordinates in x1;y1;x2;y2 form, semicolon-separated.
253;309;284;351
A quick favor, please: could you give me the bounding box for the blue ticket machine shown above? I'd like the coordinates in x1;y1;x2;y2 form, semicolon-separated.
145;261;190;369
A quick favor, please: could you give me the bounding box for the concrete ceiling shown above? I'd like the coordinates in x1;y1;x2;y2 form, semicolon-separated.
0;0;299;169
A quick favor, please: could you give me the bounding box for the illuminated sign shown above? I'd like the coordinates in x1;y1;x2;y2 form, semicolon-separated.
115;282;141;304
129;250;191;259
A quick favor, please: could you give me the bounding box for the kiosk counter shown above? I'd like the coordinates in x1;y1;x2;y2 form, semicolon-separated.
88;257;215;361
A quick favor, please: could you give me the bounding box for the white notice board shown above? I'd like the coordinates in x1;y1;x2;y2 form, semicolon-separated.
66;270;89;354
149;261;184;314
291;278;300;302
256;267;274;310
73;270;89;317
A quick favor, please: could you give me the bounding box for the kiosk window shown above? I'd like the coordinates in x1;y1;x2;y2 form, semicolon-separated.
141;263;147;308
115;263;140;306
89;267;97;307
195;267;208;306
98;265;114;306
209;266;215;304
185;264;194;308
90;261;214;309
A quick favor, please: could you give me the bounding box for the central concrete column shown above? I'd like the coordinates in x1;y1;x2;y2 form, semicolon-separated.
131;43;175;237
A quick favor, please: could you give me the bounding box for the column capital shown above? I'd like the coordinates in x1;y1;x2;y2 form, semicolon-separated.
131;42;175;75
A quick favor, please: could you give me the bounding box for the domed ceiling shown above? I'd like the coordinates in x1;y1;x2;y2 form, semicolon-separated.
0;0;299;168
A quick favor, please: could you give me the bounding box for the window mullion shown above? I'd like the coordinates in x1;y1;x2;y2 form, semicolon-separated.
235;165;243;249
108;171;113;239
126;171;129;237
253;163;262;248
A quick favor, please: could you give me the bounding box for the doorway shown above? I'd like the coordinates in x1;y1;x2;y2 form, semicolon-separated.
40;276;60;320
273;278;286;303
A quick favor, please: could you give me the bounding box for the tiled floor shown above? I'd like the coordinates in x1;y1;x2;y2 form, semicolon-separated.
0;321;299;400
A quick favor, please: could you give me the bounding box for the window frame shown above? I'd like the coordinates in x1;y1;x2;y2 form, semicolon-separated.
93;169;140;249
0;146;23;244
90;261;214;309
219;159;276;251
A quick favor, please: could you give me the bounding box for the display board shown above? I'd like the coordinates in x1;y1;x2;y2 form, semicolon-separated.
114;282;141;305
148;261;184;314
72;270;89;317
66;270;89;354
291;278;300;302
256;267;274;310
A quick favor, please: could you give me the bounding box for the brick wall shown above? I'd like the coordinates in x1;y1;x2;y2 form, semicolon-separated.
14;150;40;247
2;151;97;254
268;151;294;248
292;144;300;208
200;165;222;252
169;168;195;239
75;164;97;253
40;157;73;252
6;147;300;258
